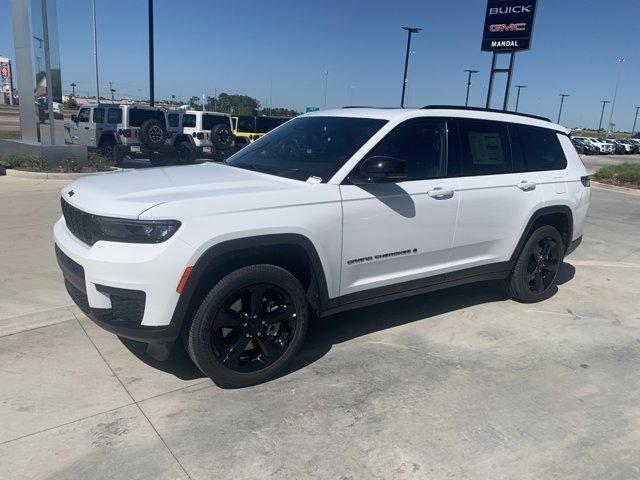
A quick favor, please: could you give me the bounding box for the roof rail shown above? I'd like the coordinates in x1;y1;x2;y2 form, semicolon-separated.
421;105;551;122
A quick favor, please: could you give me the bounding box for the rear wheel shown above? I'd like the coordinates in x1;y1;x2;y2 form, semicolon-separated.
211;123;233;151
187;265;308;388
100;139;117;165
505;225;564;303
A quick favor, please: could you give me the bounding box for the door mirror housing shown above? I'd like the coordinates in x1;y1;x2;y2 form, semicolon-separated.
352;156;408;184
71;114;77;123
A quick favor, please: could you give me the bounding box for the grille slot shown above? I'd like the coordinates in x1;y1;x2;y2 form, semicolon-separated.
61;199;97;246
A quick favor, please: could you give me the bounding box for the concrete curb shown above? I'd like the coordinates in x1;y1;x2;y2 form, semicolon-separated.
591;181;640;196
4;167;121;180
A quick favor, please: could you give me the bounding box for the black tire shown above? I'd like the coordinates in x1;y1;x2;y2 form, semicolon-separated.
505;225;565;303
140;119;167;149
211;123;233;151
175;141;196;164
187;264;309;388
100;138;118;165
149;156;169;167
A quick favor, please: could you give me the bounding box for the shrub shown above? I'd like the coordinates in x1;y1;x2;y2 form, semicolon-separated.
87;153;112;172
594;163;640;189
4;153;46;171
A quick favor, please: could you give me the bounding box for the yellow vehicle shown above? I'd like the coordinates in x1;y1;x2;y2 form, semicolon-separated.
232;115;290;148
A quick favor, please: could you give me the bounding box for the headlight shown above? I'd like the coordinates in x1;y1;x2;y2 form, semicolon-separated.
94;217;181;243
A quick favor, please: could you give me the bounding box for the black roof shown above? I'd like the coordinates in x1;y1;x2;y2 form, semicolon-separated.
421;105;551;122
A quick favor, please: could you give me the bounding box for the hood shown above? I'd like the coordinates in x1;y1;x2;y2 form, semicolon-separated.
61;163;322;218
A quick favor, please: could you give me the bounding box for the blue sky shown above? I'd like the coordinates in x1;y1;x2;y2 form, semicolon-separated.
1;0;639;130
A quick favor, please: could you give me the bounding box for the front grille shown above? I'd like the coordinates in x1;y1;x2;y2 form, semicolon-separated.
61;198;97;246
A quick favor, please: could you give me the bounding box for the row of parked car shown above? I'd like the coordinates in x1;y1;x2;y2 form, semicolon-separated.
64;103;291;166
571;136;640;155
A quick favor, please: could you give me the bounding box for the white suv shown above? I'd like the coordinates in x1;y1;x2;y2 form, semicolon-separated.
166;110;234;164
65;104;173;166
54;106;591;388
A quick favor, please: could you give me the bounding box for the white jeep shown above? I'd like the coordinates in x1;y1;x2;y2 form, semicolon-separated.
166;110;234;164
65;104;173;166
55;106;591;388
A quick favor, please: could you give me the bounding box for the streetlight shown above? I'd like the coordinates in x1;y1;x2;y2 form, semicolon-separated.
70;82;76;97
514;85;527;112
92;0;99;103
557;93;569;124
607;57;625;134
322;70;328;109
632;106;640;136
464;69;479;107
598;100;610;132
400;26;421;108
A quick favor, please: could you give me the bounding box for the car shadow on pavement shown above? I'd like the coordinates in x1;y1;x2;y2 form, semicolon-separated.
117;262;575;386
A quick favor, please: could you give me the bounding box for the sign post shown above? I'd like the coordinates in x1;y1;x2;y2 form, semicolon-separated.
481;0;537;110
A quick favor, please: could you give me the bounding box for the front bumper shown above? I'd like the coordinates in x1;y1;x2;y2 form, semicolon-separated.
54;217;197;345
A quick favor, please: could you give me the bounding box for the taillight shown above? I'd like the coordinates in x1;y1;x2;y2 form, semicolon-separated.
165;131;173;139
196;132;204;140
581;176;591;187
120;129;132;138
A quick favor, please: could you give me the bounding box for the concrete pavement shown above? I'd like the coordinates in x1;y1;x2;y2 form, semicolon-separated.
1;174;639;479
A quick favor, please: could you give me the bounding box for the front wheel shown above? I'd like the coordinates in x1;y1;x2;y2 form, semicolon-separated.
505;225;565;303
187;265;309;388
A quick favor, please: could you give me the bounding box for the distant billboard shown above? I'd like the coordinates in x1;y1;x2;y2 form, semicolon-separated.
481;0;537;51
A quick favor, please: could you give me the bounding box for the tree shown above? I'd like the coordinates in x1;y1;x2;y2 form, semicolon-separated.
63;96;78;109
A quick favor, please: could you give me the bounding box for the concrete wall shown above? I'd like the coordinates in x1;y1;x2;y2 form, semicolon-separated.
0;139;87;170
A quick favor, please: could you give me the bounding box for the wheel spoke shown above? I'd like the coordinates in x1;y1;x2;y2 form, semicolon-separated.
248;285;268;317
214;311;244;329
534;273;544;292
263;303;294;325
221;336;250;368
254;336;281;364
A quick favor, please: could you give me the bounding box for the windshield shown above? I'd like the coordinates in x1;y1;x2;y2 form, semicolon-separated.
226;116;387;182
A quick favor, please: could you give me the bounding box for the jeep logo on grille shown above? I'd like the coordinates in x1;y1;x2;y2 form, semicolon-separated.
68;190;75;197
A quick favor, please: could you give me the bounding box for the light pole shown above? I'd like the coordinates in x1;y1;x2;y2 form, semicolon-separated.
400;26;421;108
70;82;76;97
632;106;640;136
598;100;610;132
557;93;569;124
322;70;328;109
91;0;99;103
607;57;625;133
464;69;479;107
514;85;527;112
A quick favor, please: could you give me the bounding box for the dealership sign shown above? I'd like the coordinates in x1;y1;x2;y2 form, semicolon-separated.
481;0;537;51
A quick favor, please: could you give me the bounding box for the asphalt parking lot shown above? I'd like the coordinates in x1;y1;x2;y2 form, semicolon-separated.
1;158;640;479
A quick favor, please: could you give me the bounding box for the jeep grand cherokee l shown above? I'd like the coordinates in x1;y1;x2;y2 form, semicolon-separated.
54;106;591;388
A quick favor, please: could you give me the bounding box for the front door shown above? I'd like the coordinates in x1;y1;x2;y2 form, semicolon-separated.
339;118;459;299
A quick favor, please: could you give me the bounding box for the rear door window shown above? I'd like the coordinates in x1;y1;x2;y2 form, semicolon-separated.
516;125;568;171
92;107;105;123
182;114;196;128
107;108;122;124
202;114;227;130
128;108;166;127
457;119;512;176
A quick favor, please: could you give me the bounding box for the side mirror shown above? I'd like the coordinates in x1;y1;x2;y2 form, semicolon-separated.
71;114;77;123
352;156;407;184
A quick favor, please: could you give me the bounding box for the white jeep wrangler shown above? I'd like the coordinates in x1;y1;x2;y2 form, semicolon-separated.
65;104;173;166
166;110;234;164
55;106;591;388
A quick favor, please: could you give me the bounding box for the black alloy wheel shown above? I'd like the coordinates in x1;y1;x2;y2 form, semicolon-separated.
211;283;297;372
186;264;309;388
526;235;561;294
505;225;565;303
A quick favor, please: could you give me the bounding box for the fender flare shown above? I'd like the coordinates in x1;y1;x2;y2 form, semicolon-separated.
97;131;117;147
509;205;573;263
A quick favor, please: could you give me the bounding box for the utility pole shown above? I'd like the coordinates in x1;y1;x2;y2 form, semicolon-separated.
607;57;625;133
632;106;640;136
400;26;421;108
557;93;569;124
109;81;115;101
514;85;526;112
92;0;100;103
148;0;155;106
323;70;328;109
598;100;610;132
70;82;76;97
464;69;479;107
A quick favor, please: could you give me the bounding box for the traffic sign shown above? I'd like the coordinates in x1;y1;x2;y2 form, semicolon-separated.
305;107;320;113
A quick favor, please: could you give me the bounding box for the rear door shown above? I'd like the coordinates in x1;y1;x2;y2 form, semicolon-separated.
340;117;459;298
446;119;545;277
74;107;92;145
91;107;105;147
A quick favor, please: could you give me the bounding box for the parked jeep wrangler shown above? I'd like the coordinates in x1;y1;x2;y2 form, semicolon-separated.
166;110;234;164
65;104;173;166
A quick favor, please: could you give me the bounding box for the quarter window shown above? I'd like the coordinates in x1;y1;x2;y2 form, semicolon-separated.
517;125;567;171
107;108;122;124
365;118;448;181
168;113;179;128
77;108;90;122
458;120;511;176
92;107;105;123
182;114;196;128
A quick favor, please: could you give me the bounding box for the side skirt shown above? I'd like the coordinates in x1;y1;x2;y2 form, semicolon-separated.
318;262;512;318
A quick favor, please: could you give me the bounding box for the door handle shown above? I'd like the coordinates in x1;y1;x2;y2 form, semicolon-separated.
84;126;90;130
517;180;536;191
427;187;454;199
